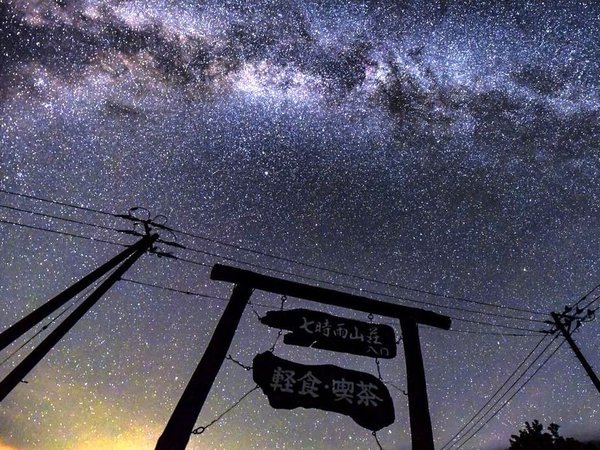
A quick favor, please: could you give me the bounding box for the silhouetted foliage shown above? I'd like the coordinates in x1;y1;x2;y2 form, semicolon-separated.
509;420;597;450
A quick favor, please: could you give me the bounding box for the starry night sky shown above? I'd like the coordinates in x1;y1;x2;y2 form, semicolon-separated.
0;0;599;449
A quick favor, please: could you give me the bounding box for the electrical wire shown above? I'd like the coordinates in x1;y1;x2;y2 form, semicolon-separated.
448;317;546;333
168;250;546;331
0;203;121;234
0;276;106;368
120;278;278;309
0;302;77;368
0;215;547;333
163;253;547;333
167;254;212;268
442;334;558;449
0;190;552;333
122;278;541;337
454;338;567;449
572;282;600;309
172;232;545;315
168;253;545;333
0;188;545;316
0;188;116;218
179;244;547;323
442;329;542;337
0;219;128;247
580;294;600;313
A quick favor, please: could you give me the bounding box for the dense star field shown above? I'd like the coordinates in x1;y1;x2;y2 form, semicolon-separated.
1;0;599;449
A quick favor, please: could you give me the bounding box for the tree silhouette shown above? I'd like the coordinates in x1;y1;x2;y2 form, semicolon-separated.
509;420;596;450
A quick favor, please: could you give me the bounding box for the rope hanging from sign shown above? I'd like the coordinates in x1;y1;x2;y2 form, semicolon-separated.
268;295;287;352
247;301;263;320
372;430;384;450
368;314;386;450
367;312;385;382
192;385;260;435
366;313;407;397
194;294;290;438
245;288;264;320
226;354;252;371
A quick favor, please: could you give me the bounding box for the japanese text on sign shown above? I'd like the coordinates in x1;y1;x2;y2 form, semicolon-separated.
260;308;397;359
253;351;395;431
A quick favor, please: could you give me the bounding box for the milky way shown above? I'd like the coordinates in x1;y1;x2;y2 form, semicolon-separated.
0;1;599;449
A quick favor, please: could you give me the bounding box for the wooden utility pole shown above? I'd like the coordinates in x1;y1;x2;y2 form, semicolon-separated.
0;233;157;402
0;238;148;352
155;283;253;450
551;312;600;394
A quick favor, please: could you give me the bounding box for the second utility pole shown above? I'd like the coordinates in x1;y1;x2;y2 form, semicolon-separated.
551;312;600;394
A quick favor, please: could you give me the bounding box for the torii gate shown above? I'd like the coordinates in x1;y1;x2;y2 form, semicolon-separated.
156;264;451;450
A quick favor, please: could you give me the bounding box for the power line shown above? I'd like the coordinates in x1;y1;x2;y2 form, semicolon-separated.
449;317;545;333
127;278;538;337
0;188;116;218
443;335;560;450
121;278;226;300
0;189;559;333
120;278;278;309
443;329;542;337
0;203;122;234
172;228;545;316
171;246;546;329
573;282;600;309
580;293;600;312
0;215;548;333
0;302;76;368
120;278;535;338
169;255;212;268
0;278;102;368
440;334;549;449
0;219;128;247
454;338;567;450
377;319;539;337
168;253;545;333
0;188;544;316
0;206;568;331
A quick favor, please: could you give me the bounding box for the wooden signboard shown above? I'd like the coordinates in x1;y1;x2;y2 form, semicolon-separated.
260;308;397;359
253;351;395;431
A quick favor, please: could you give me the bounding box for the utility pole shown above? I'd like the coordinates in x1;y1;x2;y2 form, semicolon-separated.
0;237;150;352
0;233;158;402
551;312;600;394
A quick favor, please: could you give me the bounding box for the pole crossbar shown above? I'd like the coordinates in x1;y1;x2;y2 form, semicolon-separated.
210;264;452;330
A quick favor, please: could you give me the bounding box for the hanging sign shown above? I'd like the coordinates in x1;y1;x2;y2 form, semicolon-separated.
253;351;394;431
260;308;397;359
